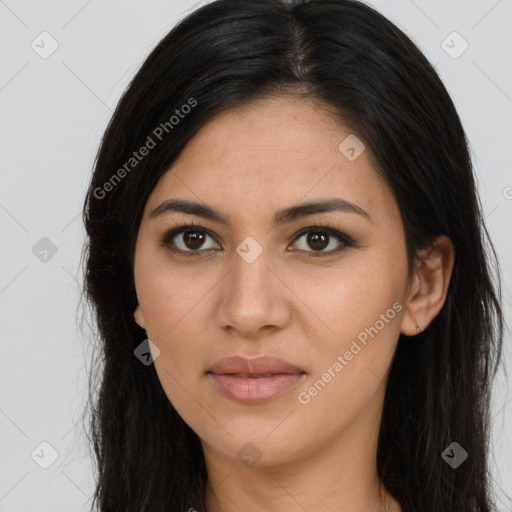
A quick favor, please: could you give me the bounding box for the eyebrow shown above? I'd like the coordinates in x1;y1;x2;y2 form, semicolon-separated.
149;197;371;225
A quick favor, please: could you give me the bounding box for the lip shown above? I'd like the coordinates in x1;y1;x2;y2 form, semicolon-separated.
208;355;305;375
207;355;306;404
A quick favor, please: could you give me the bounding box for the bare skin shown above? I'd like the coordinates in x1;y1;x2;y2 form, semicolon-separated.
132;95;455;512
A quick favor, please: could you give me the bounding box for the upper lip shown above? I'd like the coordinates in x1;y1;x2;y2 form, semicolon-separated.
208;355;305;375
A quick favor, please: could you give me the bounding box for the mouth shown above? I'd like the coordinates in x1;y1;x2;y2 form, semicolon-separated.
207;355;306;404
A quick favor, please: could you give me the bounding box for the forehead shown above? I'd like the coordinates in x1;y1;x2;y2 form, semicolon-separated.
144;95;398;226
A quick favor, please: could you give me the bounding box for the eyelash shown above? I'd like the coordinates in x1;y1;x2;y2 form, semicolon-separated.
158;220;355;259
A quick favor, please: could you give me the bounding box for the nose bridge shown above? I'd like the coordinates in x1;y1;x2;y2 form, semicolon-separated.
230;242;274;306
216;238;291;333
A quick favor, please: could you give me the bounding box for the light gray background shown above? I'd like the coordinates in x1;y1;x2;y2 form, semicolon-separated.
1;0;511;510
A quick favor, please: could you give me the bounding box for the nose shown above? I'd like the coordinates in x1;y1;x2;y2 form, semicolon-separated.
215;248;292;337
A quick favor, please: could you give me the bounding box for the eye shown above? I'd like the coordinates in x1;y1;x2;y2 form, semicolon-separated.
159;221;354;258
159;224;220;256
290;223;353;257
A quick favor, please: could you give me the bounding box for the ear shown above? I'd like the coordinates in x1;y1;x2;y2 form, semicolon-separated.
400;234;455;336
134;304;146;330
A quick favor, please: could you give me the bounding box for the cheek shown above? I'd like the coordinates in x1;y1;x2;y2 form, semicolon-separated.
292;255;406;397
134;247;217;344
287;257;405;344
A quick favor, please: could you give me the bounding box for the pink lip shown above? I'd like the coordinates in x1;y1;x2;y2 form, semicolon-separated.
209;373;306;404
208;355;306;404
208;355;304;375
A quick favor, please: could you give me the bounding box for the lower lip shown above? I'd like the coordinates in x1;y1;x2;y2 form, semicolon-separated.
209;372;306;404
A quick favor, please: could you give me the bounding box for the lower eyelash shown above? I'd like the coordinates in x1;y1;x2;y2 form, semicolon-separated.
158;220;354;257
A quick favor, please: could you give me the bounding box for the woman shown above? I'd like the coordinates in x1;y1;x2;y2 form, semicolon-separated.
81;1;505;510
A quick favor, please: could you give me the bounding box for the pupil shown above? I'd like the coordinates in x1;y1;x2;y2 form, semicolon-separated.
308;232;328;251
184;232;205;250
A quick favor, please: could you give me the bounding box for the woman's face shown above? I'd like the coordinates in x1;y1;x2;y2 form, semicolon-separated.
133;95;414;467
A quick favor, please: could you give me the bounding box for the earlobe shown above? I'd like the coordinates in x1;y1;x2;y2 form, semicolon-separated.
400;234;455;337
134;305;146;330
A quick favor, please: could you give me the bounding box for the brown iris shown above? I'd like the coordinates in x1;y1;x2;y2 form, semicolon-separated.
307;231;329;251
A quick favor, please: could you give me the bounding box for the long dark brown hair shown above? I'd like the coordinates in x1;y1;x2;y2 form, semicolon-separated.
80;1;505;510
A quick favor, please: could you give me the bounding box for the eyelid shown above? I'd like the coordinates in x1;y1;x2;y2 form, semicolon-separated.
158;221;354;257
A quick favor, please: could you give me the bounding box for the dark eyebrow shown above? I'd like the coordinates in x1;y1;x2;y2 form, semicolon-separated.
149;197;371;225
